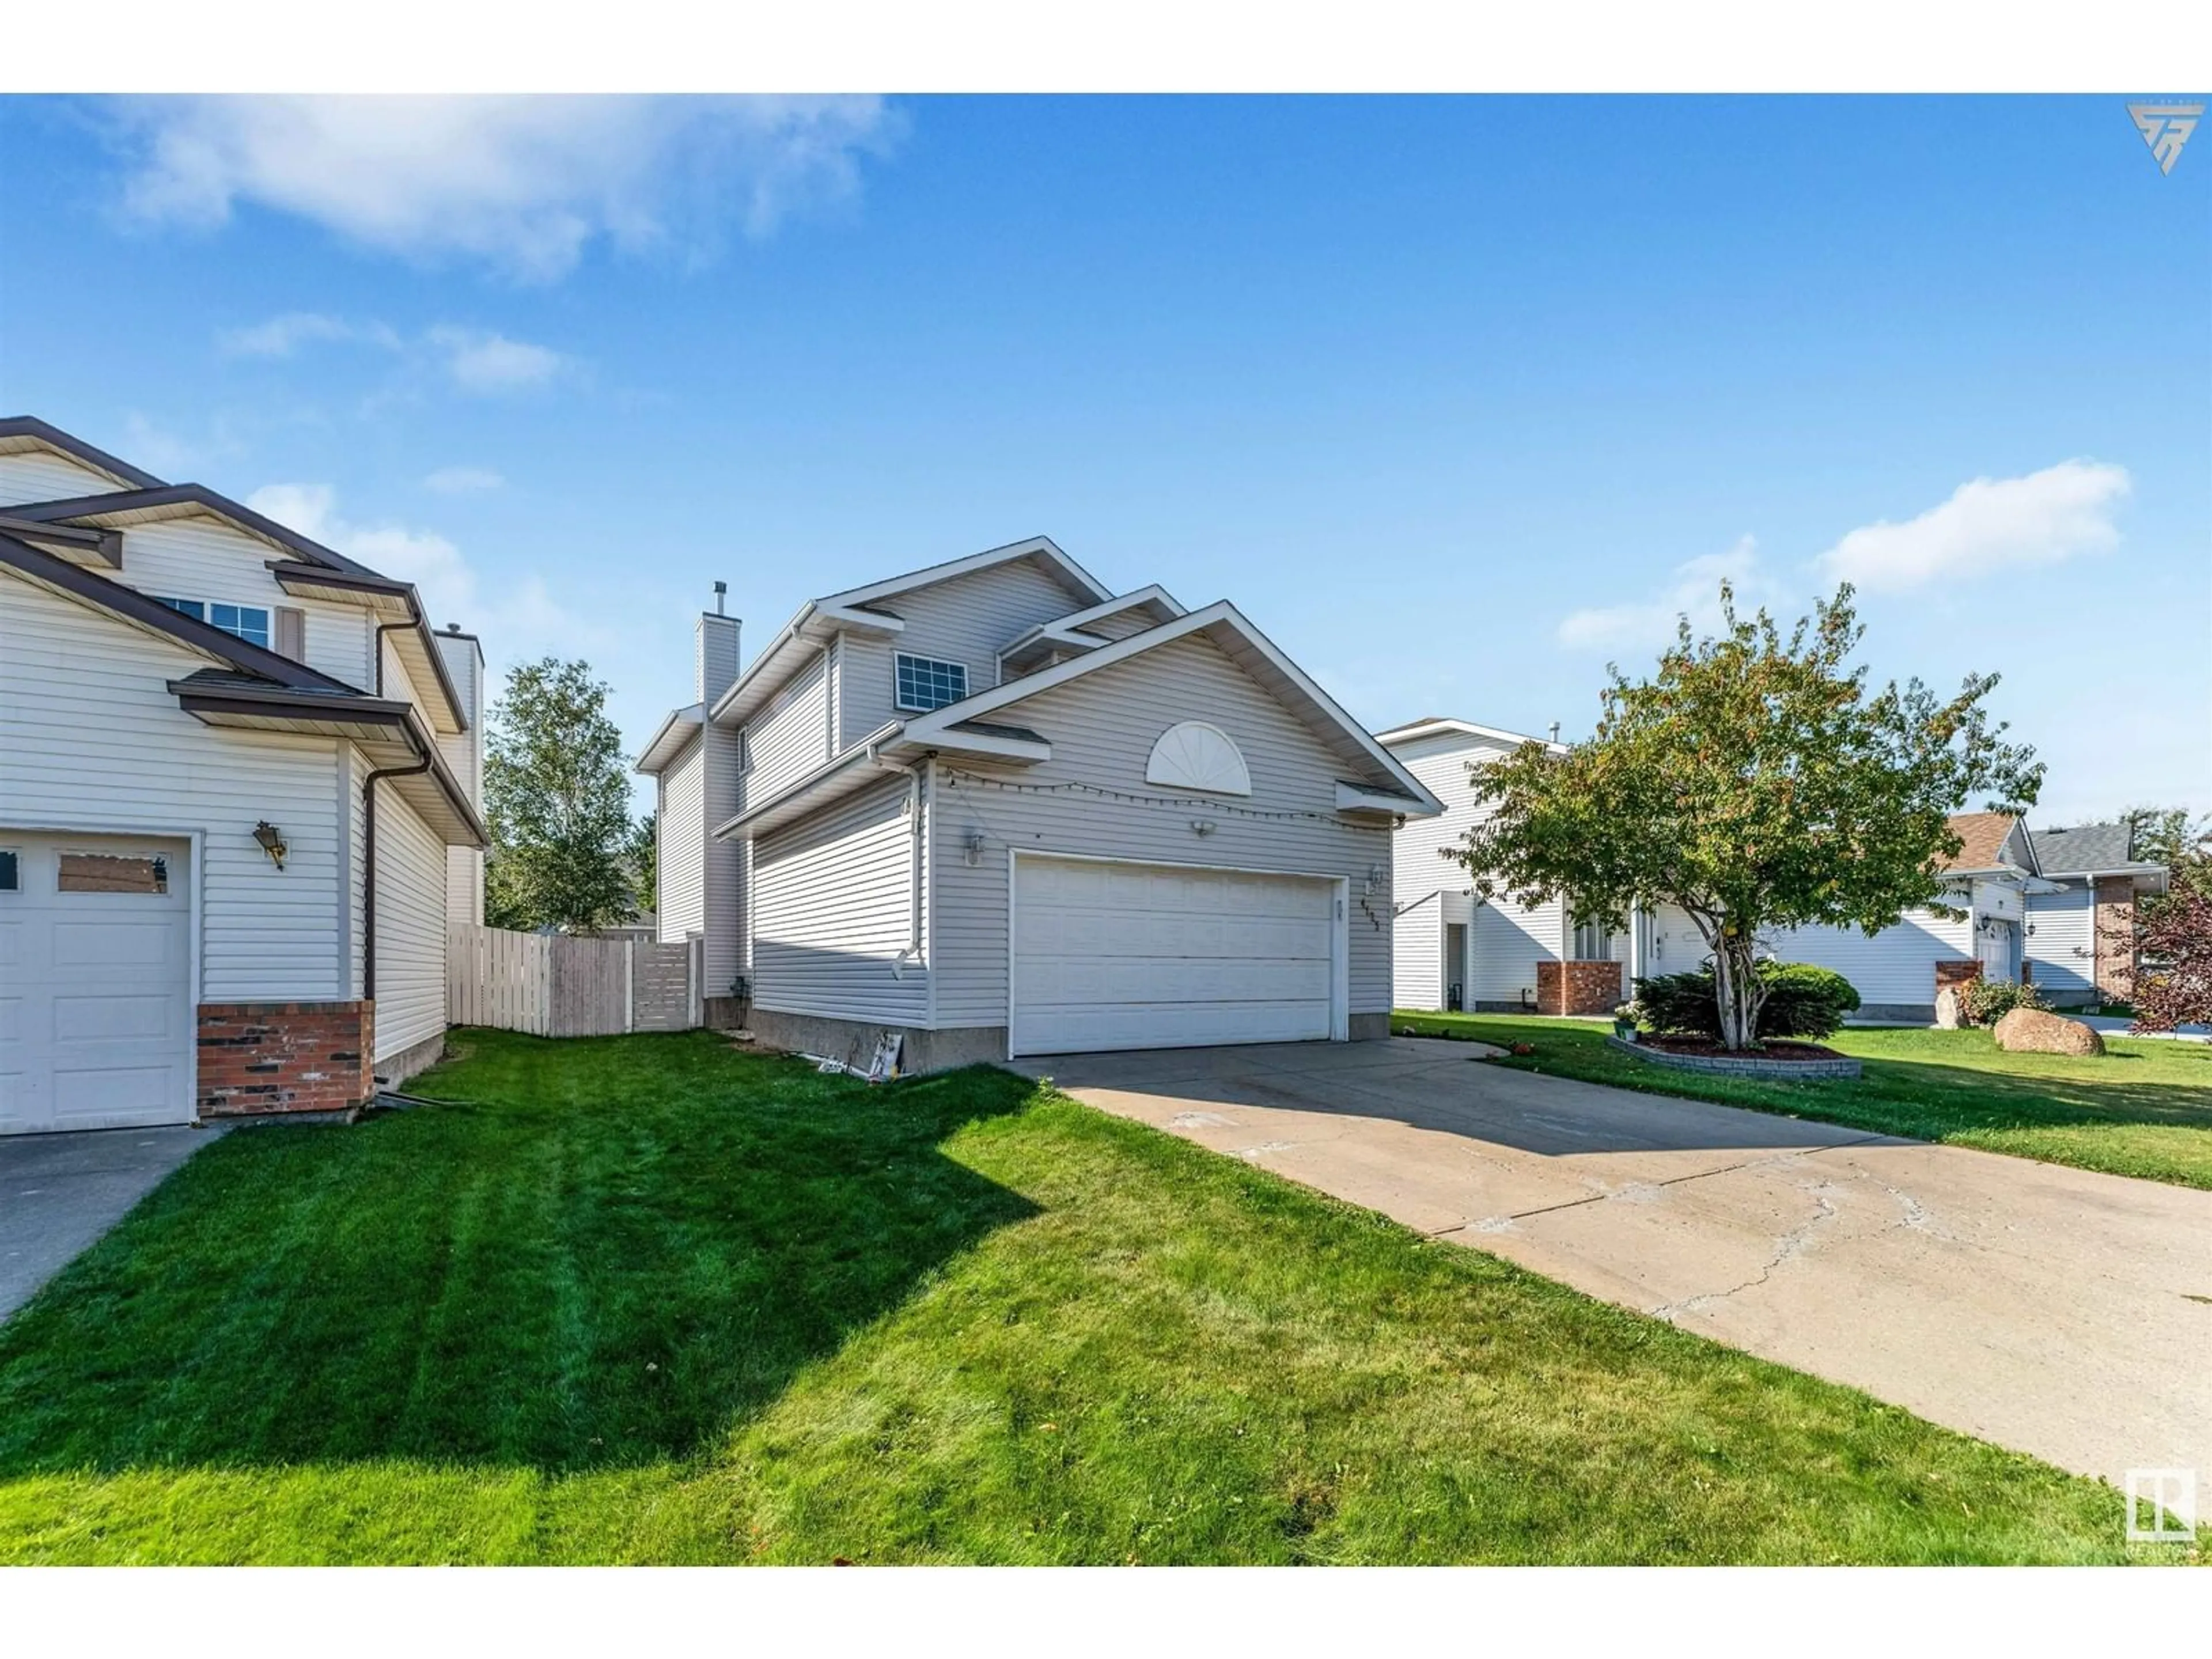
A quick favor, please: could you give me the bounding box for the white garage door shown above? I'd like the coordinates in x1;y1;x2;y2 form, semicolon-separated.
1013;855;1339;1055
0;833;194;1135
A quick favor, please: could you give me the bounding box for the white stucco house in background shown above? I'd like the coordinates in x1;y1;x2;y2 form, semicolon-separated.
640;536;1441;1069
0;417;486;1135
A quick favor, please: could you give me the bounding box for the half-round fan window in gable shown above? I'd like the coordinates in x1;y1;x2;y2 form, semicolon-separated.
1145;721;1252;796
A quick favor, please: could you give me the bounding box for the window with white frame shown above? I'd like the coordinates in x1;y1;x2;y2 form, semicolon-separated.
156;597;271;649
894;654;968;712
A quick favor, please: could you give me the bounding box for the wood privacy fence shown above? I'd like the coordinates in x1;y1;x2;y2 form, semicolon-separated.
448;924;702;1037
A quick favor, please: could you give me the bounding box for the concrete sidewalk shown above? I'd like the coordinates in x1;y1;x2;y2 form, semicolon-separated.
0;1125;219;1323
1010;1037;2212;1488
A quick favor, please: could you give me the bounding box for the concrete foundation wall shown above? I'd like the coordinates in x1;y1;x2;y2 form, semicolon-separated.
745;1007;1009;1074
376;1029;448;1089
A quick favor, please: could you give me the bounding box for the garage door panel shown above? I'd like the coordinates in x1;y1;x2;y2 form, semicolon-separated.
0;834;192;1135
1013;855;1338;1055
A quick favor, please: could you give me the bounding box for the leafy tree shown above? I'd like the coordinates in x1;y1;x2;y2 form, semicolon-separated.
630;811;658;915
2126;862;2212;1032
483;658;636;933
1449;584;2042;1048
2120;804;2212;873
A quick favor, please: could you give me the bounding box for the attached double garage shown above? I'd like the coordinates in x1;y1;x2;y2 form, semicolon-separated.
0;832;195;1134
1010;853;1346;1057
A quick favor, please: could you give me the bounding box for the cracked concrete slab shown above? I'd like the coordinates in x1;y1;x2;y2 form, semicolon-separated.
1008;1036;2212;1487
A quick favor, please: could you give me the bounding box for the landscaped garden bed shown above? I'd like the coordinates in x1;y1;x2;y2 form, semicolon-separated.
1607;1032;1862;1080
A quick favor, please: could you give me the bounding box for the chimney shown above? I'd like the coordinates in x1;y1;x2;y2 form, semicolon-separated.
1548;721;1562;745
696;586;740;706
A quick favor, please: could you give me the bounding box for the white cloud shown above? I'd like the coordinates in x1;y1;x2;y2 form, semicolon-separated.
218;311;368;358
245;483;605;663
423;465;505;495
1558;537;1769;654
114;95;897;281
426;327;565;393
1815;460;2131;594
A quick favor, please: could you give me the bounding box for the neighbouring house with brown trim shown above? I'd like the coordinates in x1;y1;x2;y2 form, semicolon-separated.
0;417;487;1135
2021;820;2169;1008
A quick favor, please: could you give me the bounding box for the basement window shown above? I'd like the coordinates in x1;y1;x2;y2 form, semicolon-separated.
895;654;969;713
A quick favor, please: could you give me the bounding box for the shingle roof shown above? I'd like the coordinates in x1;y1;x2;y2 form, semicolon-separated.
1941;812;2020;872
2032;821;2139;874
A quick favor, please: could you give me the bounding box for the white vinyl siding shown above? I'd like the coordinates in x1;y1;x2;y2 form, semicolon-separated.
1761;905;1974;1010
2;570;347;1000
370;786;446;1062
745;649;832;804
700;725;744;995
657;736;706;944
111;516;373;690
0;450;133;505
930;631;1393;1028
431;631;484;929
1393;891;1443;1013
1387;730;1566;1009
2027;884;2097;1002
840;558;1099;746
1071;607;1160;643
751;775;926;1025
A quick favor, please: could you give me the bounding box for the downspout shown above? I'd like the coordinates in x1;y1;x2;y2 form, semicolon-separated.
372;620;411;697
360;741;434;1000
870;744;926;978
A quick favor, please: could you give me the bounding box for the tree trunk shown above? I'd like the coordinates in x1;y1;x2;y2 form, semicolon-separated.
1711;934;1766;1050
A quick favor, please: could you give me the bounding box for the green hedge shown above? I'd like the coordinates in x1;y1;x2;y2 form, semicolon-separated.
1631;962;1862;1041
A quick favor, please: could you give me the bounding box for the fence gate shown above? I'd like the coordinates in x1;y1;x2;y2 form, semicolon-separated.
449;925;702;1037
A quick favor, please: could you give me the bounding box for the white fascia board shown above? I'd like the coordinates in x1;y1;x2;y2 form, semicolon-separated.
818;535;1113;613
1001;584;1187;654
713;722;904;841
888;726;1052;764
1336;781;1441;819
1376;716;1566;755
707;603;906;727
635;704;704;775
909;598;1445;815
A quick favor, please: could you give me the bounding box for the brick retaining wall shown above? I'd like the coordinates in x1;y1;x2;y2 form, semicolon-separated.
1606;1033;1862;1080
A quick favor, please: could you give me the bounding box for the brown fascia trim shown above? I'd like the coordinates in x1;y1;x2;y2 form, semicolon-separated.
0;416;168;490
1;532;361;694
168;679;490;847
267;559;471;734
0;514;123;566
5;484;384;579
7;491;472;736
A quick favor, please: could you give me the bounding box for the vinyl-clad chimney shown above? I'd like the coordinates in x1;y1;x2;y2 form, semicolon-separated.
696;584;740;706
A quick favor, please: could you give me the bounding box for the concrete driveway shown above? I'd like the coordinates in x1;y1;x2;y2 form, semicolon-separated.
1009;1038;2212;1488
0;1125;218;1323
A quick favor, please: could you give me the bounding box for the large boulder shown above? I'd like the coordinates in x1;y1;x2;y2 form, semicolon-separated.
1933;986;1964;1030
1991;1006;2105;1056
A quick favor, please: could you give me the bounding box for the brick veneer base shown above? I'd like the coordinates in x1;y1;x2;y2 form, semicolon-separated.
1536;959;1624;1017
197;1001;374;1118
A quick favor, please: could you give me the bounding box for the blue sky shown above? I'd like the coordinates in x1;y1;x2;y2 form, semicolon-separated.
3;95;2205;821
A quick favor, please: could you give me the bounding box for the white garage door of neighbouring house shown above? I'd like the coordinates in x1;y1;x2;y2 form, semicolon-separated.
0;832;194;1135
1012;854;1339;1055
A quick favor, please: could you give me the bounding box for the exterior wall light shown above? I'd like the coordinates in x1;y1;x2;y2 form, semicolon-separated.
963;831;986;866
253;820;289;870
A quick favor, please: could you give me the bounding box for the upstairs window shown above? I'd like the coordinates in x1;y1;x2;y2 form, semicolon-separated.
895;654;968;713
156;597;271;649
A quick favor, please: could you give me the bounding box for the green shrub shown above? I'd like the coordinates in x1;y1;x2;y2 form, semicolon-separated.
1630;961;1862;1041
1958;975;2045;1025
1757;963;1862;1039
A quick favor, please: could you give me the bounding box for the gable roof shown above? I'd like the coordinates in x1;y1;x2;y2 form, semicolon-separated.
2033;821;2163;876
3;475;468;734
0;415;167;491
902;599;1444;814
705;536;1115;728
1940;812;2024;874
1375;715;1567;755
818;535;1112;615
1;531;363;695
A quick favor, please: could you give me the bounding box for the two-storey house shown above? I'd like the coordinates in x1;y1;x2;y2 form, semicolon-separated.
0;416;487;1133
640;537;1442;1069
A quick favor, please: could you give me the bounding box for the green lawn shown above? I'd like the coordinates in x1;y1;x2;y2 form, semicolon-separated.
1392;1012;2212;1189
0;1029;2182;1565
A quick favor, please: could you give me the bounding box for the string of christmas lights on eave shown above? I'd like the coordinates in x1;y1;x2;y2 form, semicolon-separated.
937;764;1391;830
